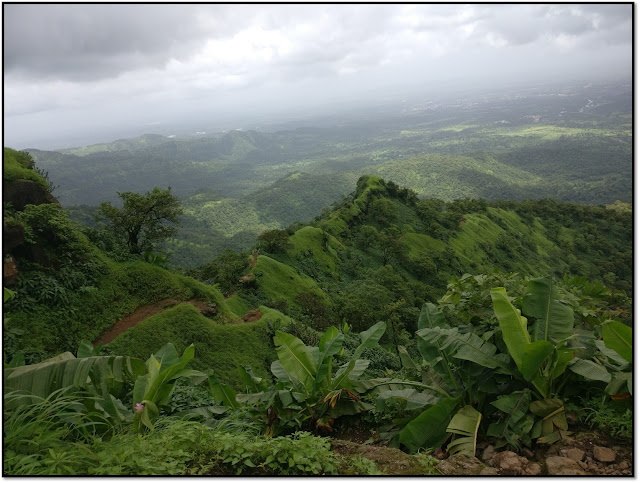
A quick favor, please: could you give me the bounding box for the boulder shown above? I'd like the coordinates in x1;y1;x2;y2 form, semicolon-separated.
545;456;587;475
436;454;487;475
593;446;616;463
561;448;585;462
491;451;539;476
481;445;495;463
3;179;58;211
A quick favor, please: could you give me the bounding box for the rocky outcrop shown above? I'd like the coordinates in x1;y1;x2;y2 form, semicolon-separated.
436;454;487;475
491;451;542;476
3;179;58;211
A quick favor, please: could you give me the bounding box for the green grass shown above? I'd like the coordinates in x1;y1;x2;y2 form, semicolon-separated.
3;148;49;189
287;226;343;276
254;255;329;306
6;258;238;360
402;233;446;258
107;303;276;388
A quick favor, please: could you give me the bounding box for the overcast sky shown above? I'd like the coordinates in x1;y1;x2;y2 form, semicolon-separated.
4;3;632;149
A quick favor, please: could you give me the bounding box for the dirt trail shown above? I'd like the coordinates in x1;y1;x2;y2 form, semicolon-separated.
93;299;212;346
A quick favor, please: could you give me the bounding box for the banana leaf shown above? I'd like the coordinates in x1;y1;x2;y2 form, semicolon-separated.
602;321;632;363
208;374;239;410
398;396;459;453
490;288;530;371
352;377;450;398
274;331;318;392
522;278;573;344
529;398;567;443
4;354;145;405
446;405;482;457
353;321;387;359
398;345;417;370
520;341;554;381
487;389;533;451
568;358;611;383
417;326;509;370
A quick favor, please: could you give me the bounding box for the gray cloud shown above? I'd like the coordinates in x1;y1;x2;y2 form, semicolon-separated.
3;4;631;149
4;4;224;80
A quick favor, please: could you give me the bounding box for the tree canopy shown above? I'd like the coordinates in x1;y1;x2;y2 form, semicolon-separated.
97;187;182;254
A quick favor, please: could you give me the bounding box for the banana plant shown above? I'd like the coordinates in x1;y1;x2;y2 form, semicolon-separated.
4;347;146;432
4;351;145;406
210;322;387;436
490;278;576;444
132;343;206;432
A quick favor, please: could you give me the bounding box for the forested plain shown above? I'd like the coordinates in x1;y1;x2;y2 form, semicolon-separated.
3;78;633;475
29;80;631;268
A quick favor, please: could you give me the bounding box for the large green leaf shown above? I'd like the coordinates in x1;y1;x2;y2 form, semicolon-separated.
522;278;573;344
595;340;629;368
568;359;611;383
274;331;318;392
4;354;144;405
602;321;632;363
417;326;508;370
332;359;370;389
398;346;417;370
352;377;450;398
491;288;530;371
399;396;459;453
520;341;554;381
208;374;239;410
314;327;345;391
529;398;567;442
237;365;268;393
487;389;533;452
418;302;447;330
134;344;197;405
446;405;482;457
353;321;386;359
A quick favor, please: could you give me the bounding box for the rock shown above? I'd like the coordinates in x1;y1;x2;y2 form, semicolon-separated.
3;179;59;211
578;461;587;470
436;454;486;475
3;222;25;253
481;445;495;463
545;456;588;475
593;446;616;463
201;303;219;317
619;461;629;470
433;448;446;460
479;467;499;475
3;255;19;285
523;463;542;476
562;448;585;462
491;451;530;476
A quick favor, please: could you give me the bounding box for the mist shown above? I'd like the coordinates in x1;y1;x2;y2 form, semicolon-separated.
4;4;631;150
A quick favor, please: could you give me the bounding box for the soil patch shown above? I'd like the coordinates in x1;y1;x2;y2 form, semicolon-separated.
330;439;432;475
93;299;214;345
242;309;263;322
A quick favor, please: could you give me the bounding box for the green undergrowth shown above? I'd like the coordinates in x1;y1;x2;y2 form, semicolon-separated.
106;304;276;388
253;255;329;307
286;226;343;277
3;147;49;189
5;259;236;362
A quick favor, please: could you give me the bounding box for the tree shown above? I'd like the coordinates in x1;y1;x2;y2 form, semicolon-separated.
257;229;291;253
97;187;182;254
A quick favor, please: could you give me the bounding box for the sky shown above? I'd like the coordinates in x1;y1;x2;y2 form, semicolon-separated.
3;3;632;149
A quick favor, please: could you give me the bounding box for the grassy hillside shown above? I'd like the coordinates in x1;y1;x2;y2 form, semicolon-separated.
106;303;277;388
